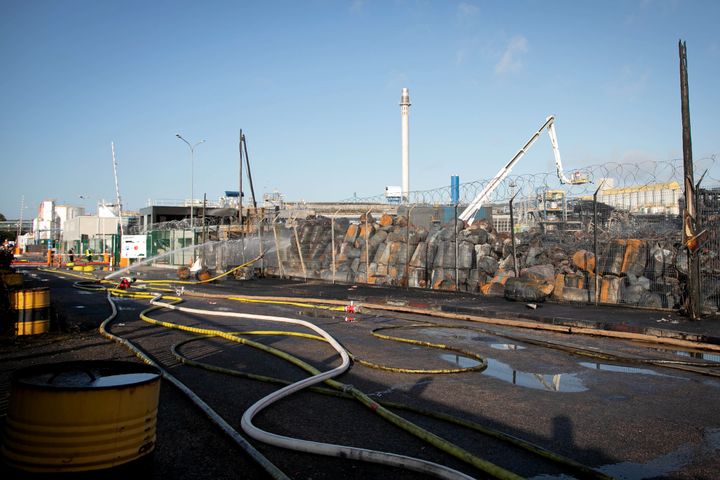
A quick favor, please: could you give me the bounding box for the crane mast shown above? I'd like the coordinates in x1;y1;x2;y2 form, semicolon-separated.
111;141;124;237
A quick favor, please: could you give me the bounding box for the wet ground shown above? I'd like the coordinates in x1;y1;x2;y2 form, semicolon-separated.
1;268;720;479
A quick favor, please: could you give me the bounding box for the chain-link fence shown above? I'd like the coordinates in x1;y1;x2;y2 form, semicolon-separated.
698;188;720;315
244;207;689;310
136;156;719;315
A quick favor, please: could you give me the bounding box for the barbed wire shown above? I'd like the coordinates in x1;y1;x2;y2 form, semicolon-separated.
341;155;719;206
128;217;224;234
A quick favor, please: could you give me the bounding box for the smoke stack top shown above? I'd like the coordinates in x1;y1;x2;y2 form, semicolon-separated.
400;87;411;106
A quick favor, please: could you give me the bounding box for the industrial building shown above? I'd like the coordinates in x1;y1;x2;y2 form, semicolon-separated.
595;180;681;215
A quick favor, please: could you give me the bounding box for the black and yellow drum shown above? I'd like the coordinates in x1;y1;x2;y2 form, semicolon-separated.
1;361;162;474
10;287;50;335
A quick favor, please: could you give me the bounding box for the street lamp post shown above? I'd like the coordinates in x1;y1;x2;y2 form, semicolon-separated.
175;135;205;249
16;195;25;241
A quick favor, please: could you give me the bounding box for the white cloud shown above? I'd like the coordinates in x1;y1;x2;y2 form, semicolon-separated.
494;35;527;75
457;2;479;17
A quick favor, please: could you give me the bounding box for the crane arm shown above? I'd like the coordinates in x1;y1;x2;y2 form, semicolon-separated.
459;116;554;224
547;119;573;185
459;115;589;225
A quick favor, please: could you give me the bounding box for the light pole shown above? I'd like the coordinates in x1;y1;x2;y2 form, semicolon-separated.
175;134;205;248
16;195;25;241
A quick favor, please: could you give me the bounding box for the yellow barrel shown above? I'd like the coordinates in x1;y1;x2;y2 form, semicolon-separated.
83;265;95;272
73;265;84;271
1;361;162;473
10;287;50;335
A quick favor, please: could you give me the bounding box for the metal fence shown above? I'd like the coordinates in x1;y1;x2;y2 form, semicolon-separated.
134;156;719;315
698;189;720;315
342;156;717;207
237;208;688;310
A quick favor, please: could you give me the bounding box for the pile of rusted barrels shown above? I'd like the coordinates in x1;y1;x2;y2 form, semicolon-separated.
267;214;684;308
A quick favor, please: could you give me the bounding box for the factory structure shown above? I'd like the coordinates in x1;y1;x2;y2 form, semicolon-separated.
11;88;690;262
594;180;681;215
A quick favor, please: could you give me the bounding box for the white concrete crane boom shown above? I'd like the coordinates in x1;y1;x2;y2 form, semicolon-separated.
459;116;553;224
459;115;587;225
111;141;124;237
547;118;581;185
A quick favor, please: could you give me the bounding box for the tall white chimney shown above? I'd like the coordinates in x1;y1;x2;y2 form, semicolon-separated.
400;87;411;201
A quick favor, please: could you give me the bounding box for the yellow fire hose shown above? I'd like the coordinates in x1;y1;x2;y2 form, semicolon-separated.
34;264;716;478
50;266;478;478
170;333;613;480
96;290;291;480
144;296;482;480
140;295;614;480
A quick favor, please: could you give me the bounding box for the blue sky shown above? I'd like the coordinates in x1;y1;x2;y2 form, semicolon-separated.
1;0;718;218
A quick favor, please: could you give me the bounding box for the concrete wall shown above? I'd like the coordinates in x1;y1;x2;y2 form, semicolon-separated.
63;216;120;242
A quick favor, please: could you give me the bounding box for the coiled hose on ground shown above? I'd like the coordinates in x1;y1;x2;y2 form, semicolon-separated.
39;264;717;478
145;296;505;480
65;269;487;479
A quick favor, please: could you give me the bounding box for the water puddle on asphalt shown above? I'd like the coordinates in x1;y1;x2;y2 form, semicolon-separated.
578;363;720;390
439;353;482;369
486;359;586;392
439;354;586;392
655;348;720;363
418;327;495;342
578;362;675;378
296;309;337;319
490;343;526;351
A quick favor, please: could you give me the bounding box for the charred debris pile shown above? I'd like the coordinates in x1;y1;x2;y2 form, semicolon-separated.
266;213;688;309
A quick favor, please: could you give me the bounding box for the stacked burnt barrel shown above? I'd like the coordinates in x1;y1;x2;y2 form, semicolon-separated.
554;240;681;308
271;214;683;308
274;214;509;292
274;216;342;279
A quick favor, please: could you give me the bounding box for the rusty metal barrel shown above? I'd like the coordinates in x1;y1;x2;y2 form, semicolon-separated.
195;268;212;282
176;266;191;280
1;361;162;474
9;287;50;335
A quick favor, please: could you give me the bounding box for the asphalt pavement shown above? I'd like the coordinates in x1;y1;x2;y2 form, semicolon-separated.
193;276;720;347
1;268;719;480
